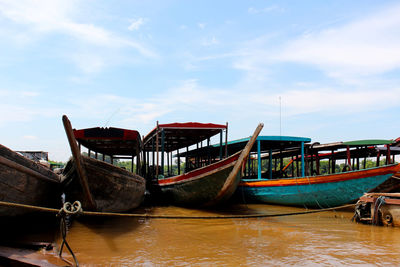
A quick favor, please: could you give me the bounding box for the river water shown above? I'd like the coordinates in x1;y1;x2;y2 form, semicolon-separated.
49;204;400;266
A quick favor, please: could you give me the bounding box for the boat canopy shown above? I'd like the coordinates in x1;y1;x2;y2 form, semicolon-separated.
343;139;393;146
73;127;142;156
178;135;311;158
143;122;227;152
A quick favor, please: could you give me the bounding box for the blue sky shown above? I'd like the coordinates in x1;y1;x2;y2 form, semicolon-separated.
1;0;400;161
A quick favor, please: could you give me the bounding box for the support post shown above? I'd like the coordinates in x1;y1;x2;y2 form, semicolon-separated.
156;122;159;178
301;142;305;177
219;130;223;160
225;122;228;158
161;129;165;176
269;149;273;179
257;139;261;179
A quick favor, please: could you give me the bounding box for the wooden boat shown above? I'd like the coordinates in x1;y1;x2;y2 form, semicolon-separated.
142;122;263;207
61;115;146;212
232;137;400;208
354;192;400;227
0;144;60;216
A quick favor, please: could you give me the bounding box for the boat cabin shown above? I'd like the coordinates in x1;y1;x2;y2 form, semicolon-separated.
73;127;142;174
185;136;400;180
142;122;228;182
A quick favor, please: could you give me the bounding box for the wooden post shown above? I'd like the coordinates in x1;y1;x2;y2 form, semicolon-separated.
386;145;391;164
346;146;352;171
156;122;159;178
142;146;147;177
151;136;155;175
131;154;139;173
301;142;305;177
185;146;188;172
161;128;164;176
207;138;211;164
257;139;261;179
269;149;273;179
291;155;294;177
177;148;181;175
377;151;380;167
225;122;228;158
219;130;223;160
62;115;96;211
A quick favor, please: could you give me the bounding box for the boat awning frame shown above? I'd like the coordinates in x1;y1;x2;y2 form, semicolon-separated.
73;127;142;156
143;122;227;152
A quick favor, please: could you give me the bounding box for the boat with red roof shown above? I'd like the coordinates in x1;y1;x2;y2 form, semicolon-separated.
142;121;263;207
61;115;146;212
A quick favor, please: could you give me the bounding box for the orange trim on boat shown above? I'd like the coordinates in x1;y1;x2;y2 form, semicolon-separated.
240;164;400;187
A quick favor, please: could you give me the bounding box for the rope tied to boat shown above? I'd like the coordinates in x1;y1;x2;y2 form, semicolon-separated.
60;201;82;216
57;201;82;267
0;200;354;219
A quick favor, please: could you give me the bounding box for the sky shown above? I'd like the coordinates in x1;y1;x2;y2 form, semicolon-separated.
1;0;400;162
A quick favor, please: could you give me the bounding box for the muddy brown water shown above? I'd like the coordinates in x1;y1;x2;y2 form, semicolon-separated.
3;204;400;266
42;204;400;266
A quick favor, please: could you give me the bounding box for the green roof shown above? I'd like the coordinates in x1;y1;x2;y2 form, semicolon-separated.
343;139;393;146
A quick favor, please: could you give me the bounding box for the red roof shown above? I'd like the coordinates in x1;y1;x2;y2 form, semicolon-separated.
73;127;142;156
157;122;227;130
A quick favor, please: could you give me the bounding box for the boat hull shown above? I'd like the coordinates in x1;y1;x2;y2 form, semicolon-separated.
237;164;400;208
0;145;61;216
159;153;241;207
62;156;146;212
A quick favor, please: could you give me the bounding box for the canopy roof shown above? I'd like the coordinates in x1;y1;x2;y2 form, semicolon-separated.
304;139;394;152
143;122;227;152
268;139;398;160
74;127;142;156
178;135;311;158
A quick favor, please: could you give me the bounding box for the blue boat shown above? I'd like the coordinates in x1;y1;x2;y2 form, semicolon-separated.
233;136;400;208
185;136;400;208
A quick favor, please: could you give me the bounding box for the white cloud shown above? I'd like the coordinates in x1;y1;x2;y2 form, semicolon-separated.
20;91;39;97
198;23;206;30
277;4;400;79
128;18;145;31
248;6;282;14
265;87;400;116
201;36;219;46
0;0;156;73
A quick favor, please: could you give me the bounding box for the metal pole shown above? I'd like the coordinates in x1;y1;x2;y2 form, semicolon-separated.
269;149;273;179
257;139;261;179
301;142;305;177
161;129;165;176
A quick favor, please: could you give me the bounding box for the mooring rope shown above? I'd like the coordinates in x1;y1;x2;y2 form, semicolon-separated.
57;201;81;267
0;200;354;219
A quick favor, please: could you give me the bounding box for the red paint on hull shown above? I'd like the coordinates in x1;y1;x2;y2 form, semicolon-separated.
159;153;240;186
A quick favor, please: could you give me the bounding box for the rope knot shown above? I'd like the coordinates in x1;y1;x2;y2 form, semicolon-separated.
58;201;83;217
